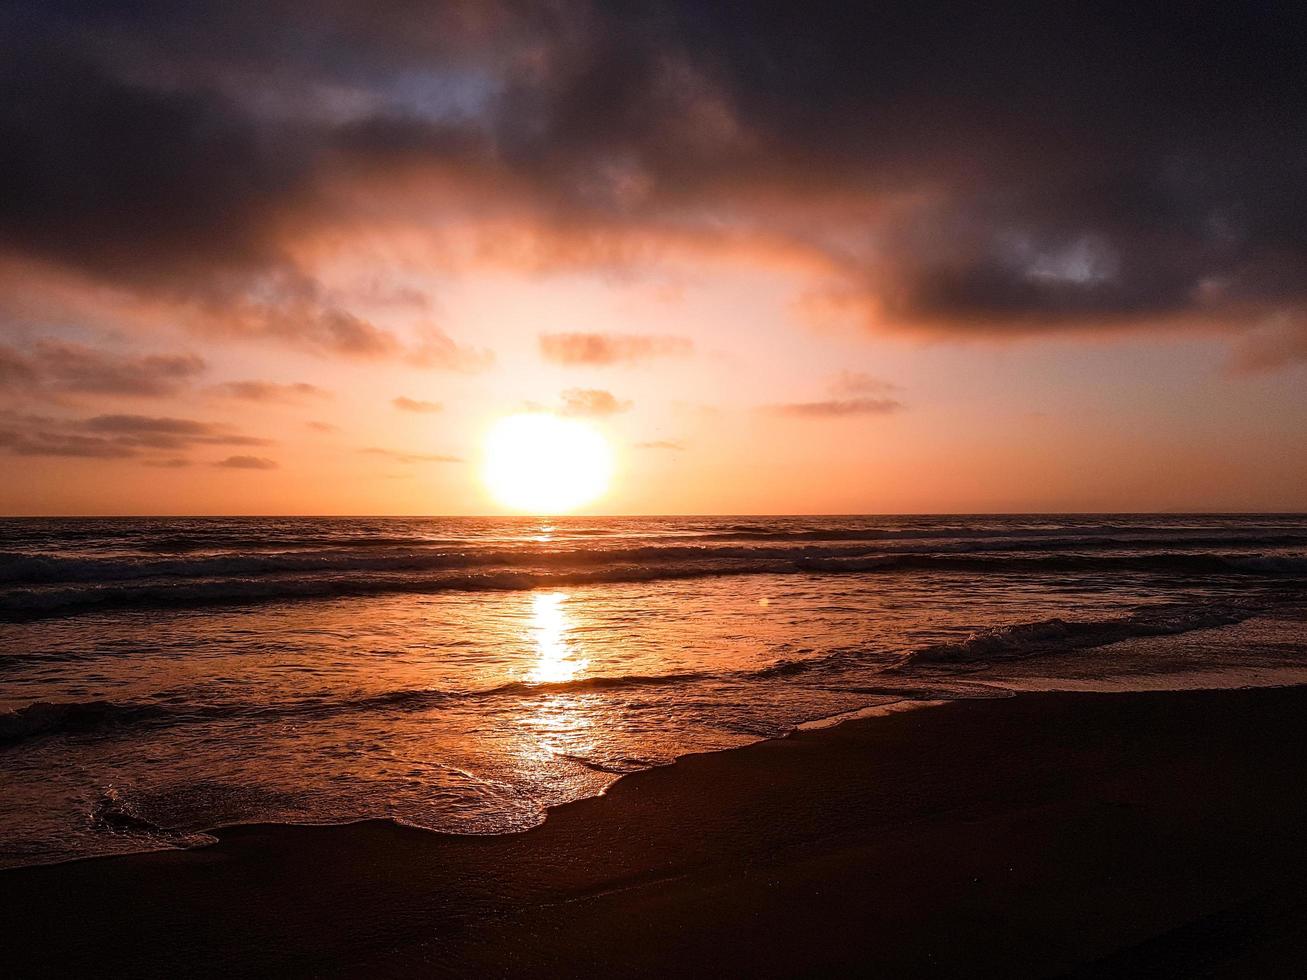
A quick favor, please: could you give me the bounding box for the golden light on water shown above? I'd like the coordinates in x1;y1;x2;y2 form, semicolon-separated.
526;591;588;684
483;413;614;514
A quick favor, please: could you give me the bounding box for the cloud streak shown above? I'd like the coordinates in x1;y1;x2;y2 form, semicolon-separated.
539;333;693;366
0;342;205;398
765;398;903;418
0;410;269;462
213;380;328;402
214;455;278;470
393;396;442;413
559;388;631;417
360;447;462;464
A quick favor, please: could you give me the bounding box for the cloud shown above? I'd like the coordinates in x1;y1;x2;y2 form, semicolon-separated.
635;439;685;450
305;419;338;432
0;410;269;461
406;327;495;372
539;333;694;366
0;342;206;397
0;427;134;458
214;455;278;469
766;398;903;418
829;371;898;396
213;380;328;402
360;447;462;464
81;414;269;450
559;388;631;417
142;457;192;468
1226;316;1307;373
7;1;1307;365
393;396;442;413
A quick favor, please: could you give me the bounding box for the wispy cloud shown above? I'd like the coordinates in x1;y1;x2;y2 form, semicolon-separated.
0;342;205;398
393;396;442;413
0;410;269;462
559;388;631;417
634;439;685;450
765;398;903;418
360;447;463;464
214;455;278;470
213;380;329;402
539;333;693;366
829;371;899;396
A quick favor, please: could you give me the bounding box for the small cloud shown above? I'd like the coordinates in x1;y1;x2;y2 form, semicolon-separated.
142;457;192;468
213;381;328;402
1226;316;1307;374
765;398;903;418
393;396;442;413
559;388;631;417
634;439;685;450
406;326;494;372
360;447;463;464
306;420;338;432
829;371;898;396
539;332;693;366
214;455;278;470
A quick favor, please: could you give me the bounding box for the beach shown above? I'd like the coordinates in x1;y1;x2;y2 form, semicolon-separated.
6;684;1307;977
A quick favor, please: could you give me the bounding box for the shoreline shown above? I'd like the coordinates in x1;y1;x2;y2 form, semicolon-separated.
5;685;1307;976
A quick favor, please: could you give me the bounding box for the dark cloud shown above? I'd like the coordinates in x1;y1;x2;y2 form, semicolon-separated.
540;333;693;366
360;447;462;464
766;398;903;419
5;1;1307;359
214;455;278;469
214;380;328;402
142;457;192;468
393;396;442;413
0;342;206;397
559;388;630;416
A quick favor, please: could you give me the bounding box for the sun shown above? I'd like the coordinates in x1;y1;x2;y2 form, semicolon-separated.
483;413;614;514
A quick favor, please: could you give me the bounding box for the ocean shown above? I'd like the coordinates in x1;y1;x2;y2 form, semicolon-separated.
2;514;1306;868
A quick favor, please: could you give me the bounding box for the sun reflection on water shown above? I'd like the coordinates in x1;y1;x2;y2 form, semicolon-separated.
526;591;588;684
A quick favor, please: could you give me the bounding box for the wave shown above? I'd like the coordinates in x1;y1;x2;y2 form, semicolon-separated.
896;600;1267;669
3;549;1306;619
4;596;1288;747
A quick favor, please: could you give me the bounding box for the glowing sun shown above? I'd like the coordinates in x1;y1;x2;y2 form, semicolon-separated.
483;413;614;514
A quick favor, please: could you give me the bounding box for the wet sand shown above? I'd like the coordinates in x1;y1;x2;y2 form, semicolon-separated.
4;686;1307;977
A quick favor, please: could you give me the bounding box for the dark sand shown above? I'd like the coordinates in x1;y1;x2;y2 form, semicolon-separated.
5;687;1307;978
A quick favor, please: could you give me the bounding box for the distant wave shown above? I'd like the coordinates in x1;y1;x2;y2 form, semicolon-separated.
3;549;1306;619
2;596;1285;747
8;531;1307;587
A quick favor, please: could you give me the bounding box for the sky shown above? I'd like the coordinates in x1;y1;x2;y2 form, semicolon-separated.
2;1;1306;515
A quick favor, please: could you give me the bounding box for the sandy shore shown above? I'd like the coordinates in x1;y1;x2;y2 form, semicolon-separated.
5;686;1307;977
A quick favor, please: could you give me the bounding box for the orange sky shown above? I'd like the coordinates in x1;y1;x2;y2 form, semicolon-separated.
3;245;1306;516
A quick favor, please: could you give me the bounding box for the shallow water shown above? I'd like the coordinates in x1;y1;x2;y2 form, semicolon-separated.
2;514;1306;867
